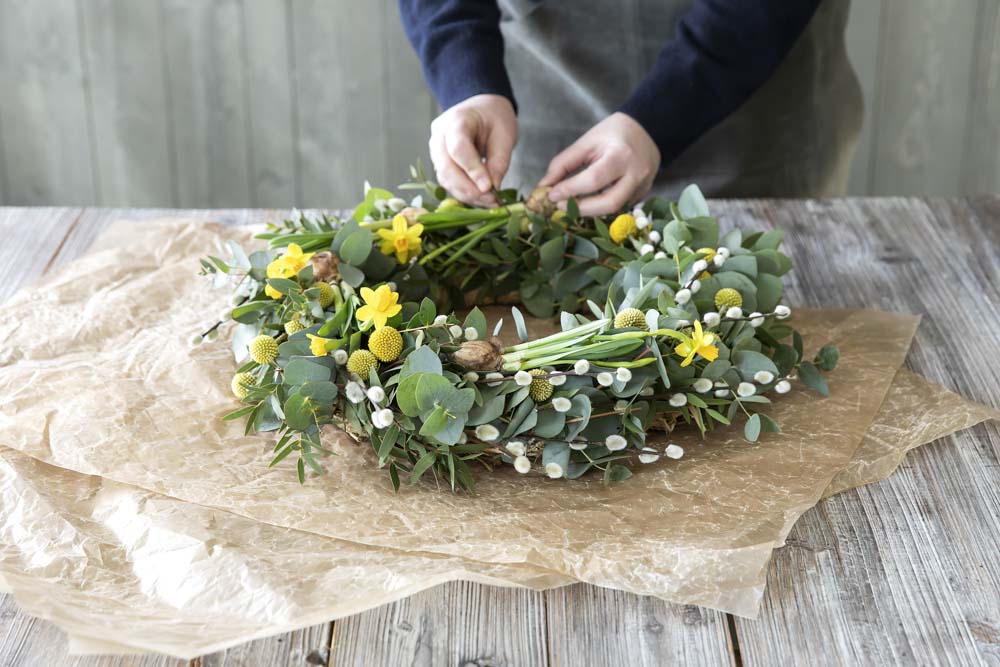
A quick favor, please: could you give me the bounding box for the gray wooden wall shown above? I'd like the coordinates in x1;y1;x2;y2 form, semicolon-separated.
0;0;997;207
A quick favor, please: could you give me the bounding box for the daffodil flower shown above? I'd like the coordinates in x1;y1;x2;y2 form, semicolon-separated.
356;284;402;329
377;213;423;264
306;334;334;357
673;320;719;367
264;243;315;298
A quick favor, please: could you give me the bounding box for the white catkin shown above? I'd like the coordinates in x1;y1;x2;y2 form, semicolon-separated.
605;434;627;451
597;372;614;387
475;424;500;441
544;462;564;479
574;359;591;374
513;456;531;473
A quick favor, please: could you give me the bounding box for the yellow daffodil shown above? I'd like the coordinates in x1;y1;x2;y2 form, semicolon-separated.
609;214;637;244
266;243;315;279
264;243;315;298
673;320;719;367
356;284;402;329
306;334;333;357
377;213;423;264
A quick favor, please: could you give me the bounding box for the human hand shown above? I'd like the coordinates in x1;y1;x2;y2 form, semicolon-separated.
429;94;517;208
539;112;660;216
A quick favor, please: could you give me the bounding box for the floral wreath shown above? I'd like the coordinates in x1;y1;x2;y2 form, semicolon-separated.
199;163;838;491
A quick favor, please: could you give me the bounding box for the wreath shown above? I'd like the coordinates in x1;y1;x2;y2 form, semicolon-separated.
198;163;838;491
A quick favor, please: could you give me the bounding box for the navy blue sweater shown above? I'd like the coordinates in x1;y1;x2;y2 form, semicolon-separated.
398;0;822;164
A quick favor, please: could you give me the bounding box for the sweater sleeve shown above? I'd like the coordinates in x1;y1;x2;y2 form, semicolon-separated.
619;0;822;164
397;0;515;111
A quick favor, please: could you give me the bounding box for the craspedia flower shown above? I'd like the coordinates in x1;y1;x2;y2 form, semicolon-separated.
609;214;637;244
714;287;743;311
249;335;278;365
315;282;335;308
614;307;648;330
368;326;403;362
230;372;256;400
284;318;306;335
347;349;379;378
528;369;554;402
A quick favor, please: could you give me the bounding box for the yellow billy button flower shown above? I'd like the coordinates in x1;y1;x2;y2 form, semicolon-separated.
528;369;554;402
356;284;402;329
609;213;637;244
347;350;379;378
306;334;334;357
714;287;743;311
249;335;279;365
315;281;335;308
673;320;719;367
378;213;424;264
368;326;403;362
231;372;256;400
284;318;306;335
613;307;648;330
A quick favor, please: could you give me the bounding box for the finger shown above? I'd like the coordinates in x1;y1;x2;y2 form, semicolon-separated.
445;123;492;193
538;141;590;188
430;135;484;204
548;154;624;202
484;126;515;189
574;175;636;217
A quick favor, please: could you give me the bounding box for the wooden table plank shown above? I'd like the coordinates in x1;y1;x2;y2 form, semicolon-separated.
1;201;998;666
721;197;1000;665
544;585;736;666
330;583;549;667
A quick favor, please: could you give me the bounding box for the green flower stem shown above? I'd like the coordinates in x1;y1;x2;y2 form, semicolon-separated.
419;217;507;266
504;319;609;353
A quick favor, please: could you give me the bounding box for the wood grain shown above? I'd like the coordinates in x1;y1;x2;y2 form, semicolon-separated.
78;0;177;207
331;582;549;667
0;2;95;204
1;200;998;666
544;584;736;667
714;197;1000;665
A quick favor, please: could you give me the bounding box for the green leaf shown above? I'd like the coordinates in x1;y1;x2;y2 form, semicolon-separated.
339;228;374;265
607;464;633;482
732;350;779;383
283;393;315;431
798;362;829;396
410;450;437;483
283;358;333;385
721;255;757;278
231;300;277;324
222;404;256;421
542;441;571;472
463;307;488;341
678;184;710;219
744;413;762;442
298;381;338;403
534;408;567;438
756;273;783;313
467;395;505;426
539;236;566;274
399;346;442;380
752;230;784;251
338;263;365;287
396;372;453;417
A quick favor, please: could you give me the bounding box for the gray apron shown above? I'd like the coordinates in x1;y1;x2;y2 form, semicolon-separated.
498;0;863;198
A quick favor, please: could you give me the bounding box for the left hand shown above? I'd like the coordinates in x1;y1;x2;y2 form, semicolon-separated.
539;112;661;217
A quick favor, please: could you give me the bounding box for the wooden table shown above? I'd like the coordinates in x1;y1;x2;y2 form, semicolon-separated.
1;199;998;666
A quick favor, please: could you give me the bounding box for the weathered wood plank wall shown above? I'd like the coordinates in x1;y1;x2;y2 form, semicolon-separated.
0;0;997;207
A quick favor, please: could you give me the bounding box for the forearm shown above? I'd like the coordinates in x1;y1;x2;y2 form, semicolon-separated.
620;0;822;163
398;0;515;110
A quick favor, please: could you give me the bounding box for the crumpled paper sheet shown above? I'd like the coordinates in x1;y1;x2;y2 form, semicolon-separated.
0;219;995;657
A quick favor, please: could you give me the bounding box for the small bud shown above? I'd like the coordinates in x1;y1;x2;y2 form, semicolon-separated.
514;455;531;473
713;254;726;267
333;349;348;365
574;359;591;375
693;378;714;393
635;216;650;230
549;373;567;386
616;367;632;382
675;288;691;305
648;230;661;243
669;393;687;407
691;259;708;274
345;382;365;403
449;324;464;339
638;451;660;464
654;251;667;260
726;306;743;320
475;424;500;441
545;462;564;479
639;243;655;255
464;326;479;341
703;312;721;327
775;380;792;394
367;386;386;404
387;197;407;212
597;372;614;387
748;312;765;327
775;305;791;319
506;440;526;457
690;280;702;294
665;444;684;459
434;314;448;326
552;397;572;412
514;370;533;386
463;371;480;383
605;435;628;451
754;371;775;384
737;382;756;397
714;388;731;398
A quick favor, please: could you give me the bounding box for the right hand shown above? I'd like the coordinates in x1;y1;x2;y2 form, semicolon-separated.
429;94;517;207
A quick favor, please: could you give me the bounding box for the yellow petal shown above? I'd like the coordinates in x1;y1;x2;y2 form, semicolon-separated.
359;287;376;304
265;284;283;299
698;344;719;362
